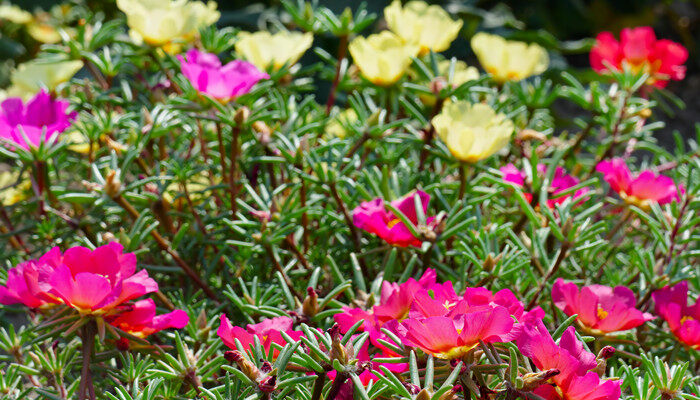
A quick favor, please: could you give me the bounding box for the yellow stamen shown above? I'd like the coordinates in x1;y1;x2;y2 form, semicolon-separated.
597;306;609;320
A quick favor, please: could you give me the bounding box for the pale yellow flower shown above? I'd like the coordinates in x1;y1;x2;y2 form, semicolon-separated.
0;4;32;24
7;59;83;98
471;32;548;82
385;1;462;55
27;22;63;43
326;108;358;139
235;30;313;72
0;170;30;206
431;101;513;163
116;0;219;50
348;31;419;86
417;60;479;106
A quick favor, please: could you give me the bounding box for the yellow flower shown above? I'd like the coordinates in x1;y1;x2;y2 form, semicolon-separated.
7;59;83;98
27;22;63;43
0;4;32;24
470;32;548;82
0;170;31;206
116;0;219;50
326;108;358;139
348;31;419;86
431;101;513;163
235;30;313;72
384;1;462;55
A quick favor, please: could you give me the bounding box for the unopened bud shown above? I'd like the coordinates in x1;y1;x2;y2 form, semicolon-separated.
196;309;208;330
593;346;615;376
116;337;130;351
482;253;497;272
302;287;319;317
439;385;463;400
101;232;117;243
260;360;273;374
252;121;272;144
516;129;546;142
105;136;127;154
224;351;260;381
403;382;421;395
328;324;348;365
416;388;432;400
638;108;652;119
520;369;560;391
430;77;447;95
234;107;250;125
104;170;121;198
258;375;277;393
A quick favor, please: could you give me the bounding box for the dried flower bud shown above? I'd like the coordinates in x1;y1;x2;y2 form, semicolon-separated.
520;369;560;391
252;121;272;145
416;388;432;400
302;287;319;317
516;129;546;142
593;346;615;376
482;253;501;272
328;324;348;365
403;382;421;395
439;385;463;400
260;360;273;374
105;136;127;154
234;106;250;125
225;351;260;381
104;170;121;199
258;375;277;393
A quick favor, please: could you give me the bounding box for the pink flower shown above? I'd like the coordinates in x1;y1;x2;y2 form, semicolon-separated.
48;243;158;315
0;247;63;308
517;320;621;400
652;281;700;349
108;299;189;338
596;158;683;208
590;27;688;88
178;49;269;102
333;269;436;348
500;163;588;208
552;278;654;335
217;315;303;356
352;190;436;248
397;306;513;360
0;90;75;150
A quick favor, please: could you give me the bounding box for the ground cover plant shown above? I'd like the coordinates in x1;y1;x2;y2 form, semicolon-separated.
0;1;698;399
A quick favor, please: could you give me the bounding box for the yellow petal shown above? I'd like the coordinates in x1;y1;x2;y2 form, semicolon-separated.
348;31;419;86
471;32;548;82
385;1;462;55
235;31;313;71
8;59;83;98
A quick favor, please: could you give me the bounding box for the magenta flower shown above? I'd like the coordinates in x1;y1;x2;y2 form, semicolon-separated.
178;48;269;102
108;299;189;338
333;269;436;348
652;281;700;349
517;320;621;400
590;27;687;88
596;158;683;208
552;278;654;335
352;190;436;248
500;163;588;208
0;247;62;308
0;90;75;150
217;314;303;357
398;306;513;360
48;243;158;314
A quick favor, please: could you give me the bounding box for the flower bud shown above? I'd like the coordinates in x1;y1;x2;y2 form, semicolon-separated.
638;108;652;119
519;369;560;391
439;385;463;400
302;287;319;317
116;337;130;351
593;346;615;376
224;351;260;381
403;382;421;395
234;106;250;125
516;128;546;142
416;389;432;400
258;375;277;393
104;170;121;199
252;121;272;145
430;77;447;95
328;324;348;365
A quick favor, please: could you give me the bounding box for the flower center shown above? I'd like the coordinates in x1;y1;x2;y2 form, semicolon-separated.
597;305;609;320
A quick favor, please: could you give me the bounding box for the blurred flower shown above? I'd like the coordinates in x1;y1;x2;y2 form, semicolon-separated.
235;30;313;72
517;320;622;400
27;22;62;44
590;27;687;88
552;278;654;335
431;101;513;163
398;306;513;360
108;299;189;338
384;1;462;55
0;170;31;206
652;281;699;349
6;59;83;98
471;32;548;82
0;247;63;308
0;4;32;24
0;90;76;150
500;163;588;208
352;189;435;248
49;243;158;315
326;108;358;139
178;48;268;102
116;0;219;51
348;31;419;86
596;158;683;209
217;315;303;356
